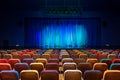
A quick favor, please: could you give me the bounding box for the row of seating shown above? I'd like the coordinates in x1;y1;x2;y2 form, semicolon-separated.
0;49;120;80
1;69;120;80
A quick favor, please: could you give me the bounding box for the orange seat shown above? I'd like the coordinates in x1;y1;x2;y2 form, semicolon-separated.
64;70;82;80
35;58;47;67
30;63;44;75
93;63;108;74
20;70;39;80
103;70;120;80
3;54;13;60
63;63;77;71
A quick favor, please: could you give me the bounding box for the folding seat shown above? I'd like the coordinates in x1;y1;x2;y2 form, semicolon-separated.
14;63;29;73
13;54;22;60
8;59;21;69
42;54;50;60
109;63;120;70
100;53;108;60
77;62;92;74
89;54;98;59
100;58;112;68
3;54;13;60
50;54;59;59
46;63;59;71
30;63;44;75
74;58;86;65
0;59;8;63
21;54;31;60
93;63;108;74
20;70;39;80
0;63;12;71
103;70;120;80
35;58;47;67
32;54;41;60
61;54;70;60
112;58;120;63
62;58;74;64
107;54;117;60
22;58;34;65
41;70;59;80
48;58;59;64
79;54;88;60
86;58;98;66
70;54;79;59
64;70;82;80
83;70;102;80
1;70;19;80
63;62;77;71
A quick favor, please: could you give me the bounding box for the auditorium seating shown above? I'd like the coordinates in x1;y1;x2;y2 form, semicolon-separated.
77;62;92;74
102;70;120;80
46;63;59;71
20;70;39;80
0;63;12;71
83;70;102;80
3;54;13;60
64;70;82;80
63;62;77;71
22;58;34;65
30;63;44;75
14;63;29;73
0;49;120;80
8;59;21;69
1;70;19;80
41;70;59;80
35;58;47;67
109;63;120;70
93;63;108;74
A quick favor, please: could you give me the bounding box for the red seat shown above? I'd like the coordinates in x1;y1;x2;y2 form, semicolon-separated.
0;59;8;63
8;59;21;69
0;63;12;71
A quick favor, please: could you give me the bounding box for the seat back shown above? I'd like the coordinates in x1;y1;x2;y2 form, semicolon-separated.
14;63;29;73
83;70;102;80
1;70;19;80
103;70;120;80
20;70;39;80
41;70;59;80
64;70;82;80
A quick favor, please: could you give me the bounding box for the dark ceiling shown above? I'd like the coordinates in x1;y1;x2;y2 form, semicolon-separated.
0;0;120;12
